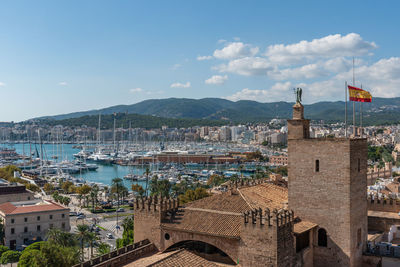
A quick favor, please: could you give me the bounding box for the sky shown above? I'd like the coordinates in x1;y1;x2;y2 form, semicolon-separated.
1;0;400;121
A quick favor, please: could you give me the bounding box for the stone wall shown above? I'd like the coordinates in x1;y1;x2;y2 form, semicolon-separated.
239;209;295;267
73;240;155;267
368;215;400;232
368;197;400;213
288;137;368;267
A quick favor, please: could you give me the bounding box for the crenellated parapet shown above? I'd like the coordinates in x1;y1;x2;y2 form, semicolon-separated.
134;195;180;213
367;194;400;213
228;178;269;190
243;208;294;228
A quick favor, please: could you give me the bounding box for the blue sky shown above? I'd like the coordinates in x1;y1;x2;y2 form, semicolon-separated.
0;0;399;121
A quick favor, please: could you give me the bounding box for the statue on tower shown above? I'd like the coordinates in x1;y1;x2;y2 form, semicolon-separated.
294;87;302;104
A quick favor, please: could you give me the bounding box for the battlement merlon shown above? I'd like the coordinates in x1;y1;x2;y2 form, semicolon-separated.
134;196;180;212
228;178;269;190
243;208;294;228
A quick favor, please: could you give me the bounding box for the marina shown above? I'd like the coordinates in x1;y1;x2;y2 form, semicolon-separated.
0;142;270;188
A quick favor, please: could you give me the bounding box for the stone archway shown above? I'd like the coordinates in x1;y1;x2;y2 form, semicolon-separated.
165;239;236;265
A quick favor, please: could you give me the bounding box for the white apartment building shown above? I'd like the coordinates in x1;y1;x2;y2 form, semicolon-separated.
0;199;70;250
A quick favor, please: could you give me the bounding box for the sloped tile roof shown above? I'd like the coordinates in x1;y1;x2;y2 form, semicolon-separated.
162;183;288;238
0;201;68;215
293;220;318;234
148;249;218;267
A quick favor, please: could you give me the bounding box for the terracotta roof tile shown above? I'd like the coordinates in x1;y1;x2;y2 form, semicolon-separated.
148;249;218;267
162;183;289;238
293;220;318;234
0;201;68;215
162;209;241;238
185;192;250;213
238;183;288;210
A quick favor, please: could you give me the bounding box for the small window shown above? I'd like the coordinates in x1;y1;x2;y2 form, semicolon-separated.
28;197;31;200
49;215;53;220
24;226;28;233
315;160;320;172
357;228;361;247
11;219;14;224
37;216;40;221
357;158;361;173
49;224;53;229
11;228;14;234
164;233;170;240
37;225;41;232
318;228;327;247
62;214;65;218
24;218;27;222
23;238;28;245
62;222;65;229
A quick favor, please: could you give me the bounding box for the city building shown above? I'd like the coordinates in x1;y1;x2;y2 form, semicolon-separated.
269;154;288;166
0;179;35;204
0;199;70;250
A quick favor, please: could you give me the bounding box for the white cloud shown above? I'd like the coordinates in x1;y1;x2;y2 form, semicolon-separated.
266;33;377;64
170;82;191;88
130;88;143;93
267;64;328;80
205;75;228;85
226;82;293;102
213;42;259;60
58;82;67;86
0;82;5;87
214;57;272;76
171;63;181;70
197;55;213;61
217;39;227;44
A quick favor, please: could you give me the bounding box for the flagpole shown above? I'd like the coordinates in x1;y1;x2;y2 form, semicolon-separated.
345;81;347;138
352;57;356;137
360;84;363;137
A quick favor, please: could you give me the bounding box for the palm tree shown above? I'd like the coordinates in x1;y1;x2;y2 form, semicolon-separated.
111;178;123;208
76;224;90;262
144;167;150;197
238;164;244;179
47;228;77;247
95;242;111;257
87;232;98;259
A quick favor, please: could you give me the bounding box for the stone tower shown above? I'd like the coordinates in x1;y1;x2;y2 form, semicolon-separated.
288;103;367;267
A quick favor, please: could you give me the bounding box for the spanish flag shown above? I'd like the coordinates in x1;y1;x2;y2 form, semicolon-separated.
348;85;372;102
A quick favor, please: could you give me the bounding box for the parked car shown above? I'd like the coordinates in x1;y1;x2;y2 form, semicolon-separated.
77;214;86;219
69;212;77;216
117;208;125;212
106;233;113;239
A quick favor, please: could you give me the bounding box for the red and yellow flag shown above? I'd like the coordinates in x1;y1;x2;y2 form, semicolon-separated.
348;85;372;102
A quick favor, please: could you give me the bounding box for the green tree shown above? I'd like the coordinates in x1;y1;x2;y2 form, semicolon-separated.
76;224;91;262
18;249;46;267
111;178;125;209
116;217;134;248
179;187;209;204
43;183;54;193
46;228;77;247
0;245;8;257
95;242;110;257
144;168;150;197
131;184;145;197
0;250;21;266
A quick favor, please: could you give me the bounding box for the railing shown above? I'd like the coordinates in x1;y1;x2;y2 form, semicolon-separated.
73;239;153;267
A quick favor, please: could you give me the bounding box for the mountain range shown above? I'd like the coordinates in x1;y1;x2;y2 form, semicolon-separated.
35;97;400;126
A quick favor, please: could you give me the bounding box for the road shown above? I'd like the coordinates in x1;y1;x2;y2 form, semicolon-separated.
70;208;131;250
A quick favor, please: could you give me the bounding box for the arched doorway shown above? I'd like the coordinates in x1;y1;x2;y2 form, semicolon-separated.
166;240;236;265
